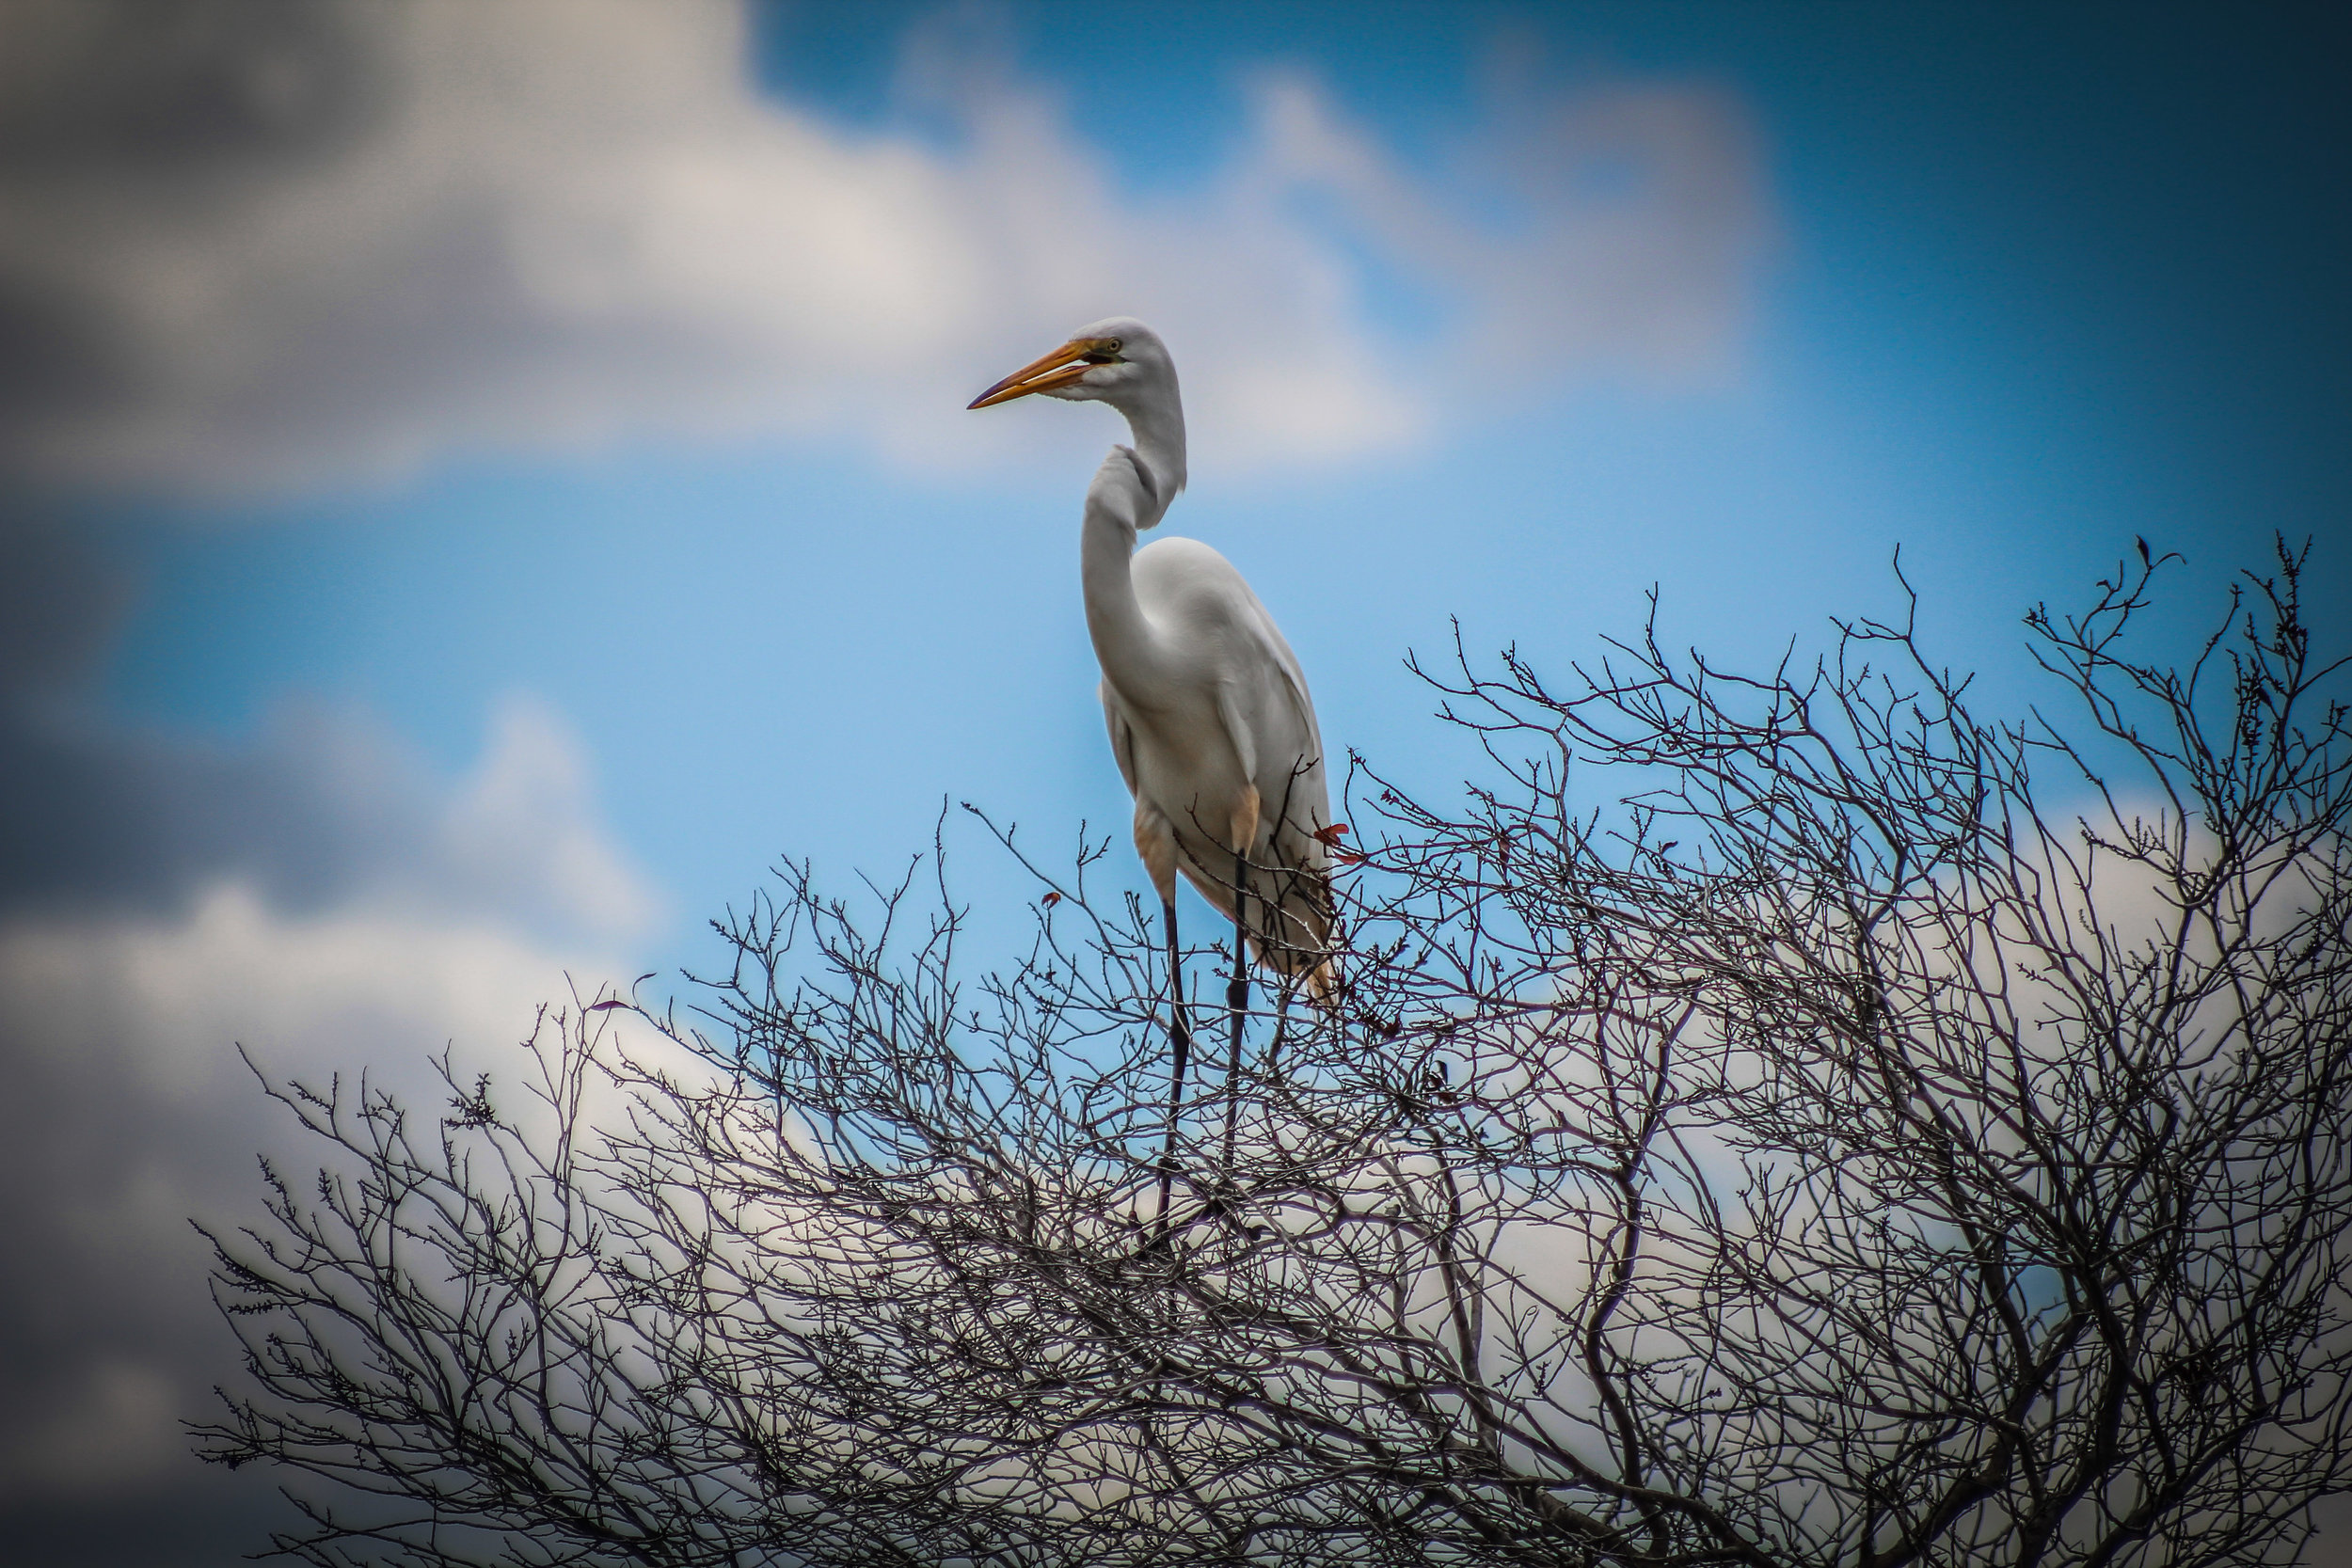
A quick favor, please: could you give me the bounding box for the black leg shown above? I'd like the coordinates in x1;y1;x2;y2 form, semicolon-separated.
1222;848;1248;1176
1153;897;1190;1244
1266;985;1292;1085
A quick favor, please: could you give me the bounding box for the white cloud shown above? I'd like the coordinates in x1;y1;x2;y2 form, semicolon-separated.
405;693;662;944
0;686;662;1506
0;881;631;1499
1;1359;181;1498
0;5;1780;1542
0;0;1775;495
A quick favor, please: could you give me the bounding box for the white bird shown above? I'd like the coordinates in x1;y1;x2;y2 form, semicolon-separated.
970;318;1337;1203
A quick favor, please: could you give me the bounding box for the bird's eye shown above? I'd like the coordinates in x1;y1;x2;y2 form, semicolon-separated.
1081;339;1123;363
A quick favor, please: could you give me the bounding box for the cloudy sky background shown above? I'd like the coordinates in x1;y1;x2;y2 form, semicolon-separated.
1;2;2346;1562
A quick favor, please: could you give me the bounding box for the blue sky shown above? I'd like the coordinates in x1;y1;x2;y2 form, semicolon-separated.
1;3;2345;1561
77;3;2352;978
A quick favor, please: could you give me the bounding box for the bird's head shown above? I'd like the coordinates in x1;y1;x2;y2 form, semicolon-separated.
966;317;1175;417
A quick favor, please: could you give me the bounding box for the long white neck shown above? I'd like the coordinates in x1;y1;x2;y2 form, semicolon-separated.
1080;448;1167;696
1114;390;1186;532
1080;383;1187;695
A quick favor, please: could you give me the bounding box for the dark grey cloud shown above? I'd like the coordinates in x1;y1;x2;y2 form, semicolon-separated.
0;8;1772;1560
0;0;387;439
0;514;654;1563
0;520;429;919
0;508;131;690
0;958;300;1566
0;1;1772;495
0;695;426;917
0;512;651;933
0;1;383;178
1;1470;295;1568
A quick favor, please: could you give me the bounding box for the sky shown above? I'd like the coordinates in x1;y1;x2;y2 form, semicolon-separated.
0;2;2346;1563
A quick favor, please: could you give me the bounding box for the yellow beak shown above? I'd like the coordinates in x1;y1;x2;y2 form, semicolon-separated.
967;339;1112;409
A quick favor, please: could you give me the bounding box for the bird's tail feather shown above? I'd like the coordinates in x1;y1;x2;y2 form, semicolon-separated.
1245;863;1339;1010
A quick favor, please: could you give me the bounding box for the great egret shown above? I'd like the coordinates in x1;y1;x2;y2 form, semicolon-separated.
969;317;1336;1216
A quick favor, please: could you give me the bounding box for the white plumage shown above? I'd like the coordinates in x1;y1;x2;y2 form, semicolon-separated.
971;316;1337;1003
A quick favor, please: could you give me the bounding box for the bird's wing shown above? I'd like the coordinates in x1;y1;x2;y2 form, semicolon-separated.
1232;593;1325;789
1233;602;1339;1002
1257;611;1323;764
1100;678;1140;799
1129;534;1327;816
1218;601;1337;894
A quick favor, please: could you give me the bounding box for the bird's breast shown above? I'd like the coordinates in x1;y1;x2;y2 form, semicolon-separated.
1110;684;1246;816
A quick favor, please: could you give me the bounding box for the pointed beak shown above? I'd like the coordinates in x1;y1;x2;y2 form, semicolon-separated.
967;339;1107;409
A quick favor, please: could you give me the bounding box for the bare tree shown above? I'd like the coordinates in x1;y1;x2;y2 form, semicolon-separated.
199;543;2352;1567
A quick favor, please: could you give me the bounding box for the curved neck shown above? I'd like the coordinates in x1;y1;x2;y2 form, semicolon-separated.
1111;388;1185;531
1080;456;1168;696
1081;372;1186;695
